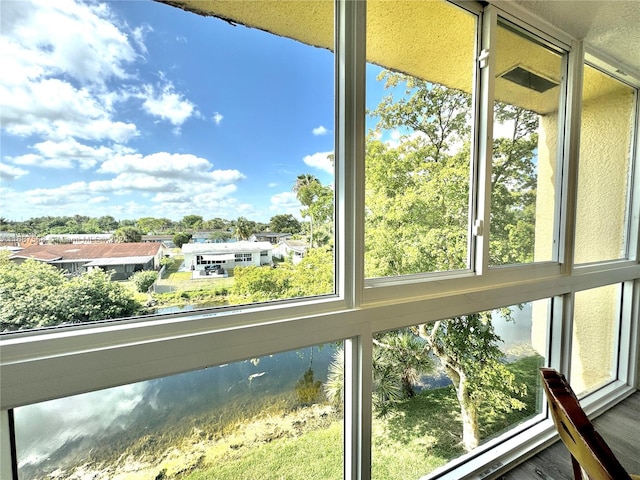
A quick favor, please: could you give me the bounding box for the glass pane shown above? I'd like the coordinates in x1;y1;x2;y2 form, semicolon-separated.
368;300;549;478
364;0;477;278
15;343;343;479
0;0;335;333
490;23;564;266
574;66;636;264
571;284;621;396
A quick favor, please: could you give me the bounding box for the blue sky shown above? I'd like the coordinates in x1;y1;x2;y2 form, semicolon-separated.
1;0;371;223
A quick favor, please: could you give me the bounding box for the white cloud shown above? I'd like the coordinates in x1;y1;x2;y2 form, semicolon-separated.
0;0;137;86
98;152;245;184
268;182;278;188
303;151;334;175
139;82;197;127
270;191;300;209
212;112;223;125
312;125;328;136
12;139;131;170
269;191;303;219
132;24;153;54
1;78;138;142
0;163;29;181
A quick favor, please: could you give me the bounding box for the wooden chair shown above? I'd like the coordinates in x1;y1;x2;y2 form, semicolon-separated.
539;368;640;480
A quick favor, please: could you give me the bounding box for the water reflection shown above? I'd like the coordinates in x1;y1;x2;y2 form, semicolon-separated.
16;345;336;479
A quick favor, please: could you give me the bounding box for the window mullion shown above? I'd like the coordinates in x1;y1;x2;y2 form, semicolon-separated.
0;409;14;479
474;5;498;275
336;0;365;310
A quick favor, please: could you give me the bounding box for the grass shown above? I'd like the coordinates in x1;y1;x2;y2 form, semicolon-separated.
143;254;236;309
176;355;543;480
187;421;344;480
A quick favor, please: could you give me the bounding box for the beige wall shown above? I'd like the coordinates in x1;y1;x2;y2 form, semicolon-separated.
532;66;635;391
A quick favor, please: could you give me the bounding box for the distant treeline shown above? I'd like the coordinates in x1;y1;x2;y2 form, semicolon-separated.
0;213;303;237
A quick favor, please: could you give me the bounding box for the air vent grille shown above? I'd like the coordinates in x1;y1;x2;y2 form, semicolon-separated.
500;66;558;93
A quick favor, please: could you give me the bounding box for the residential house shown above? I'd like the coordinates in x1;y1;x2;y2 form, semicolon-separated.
251;232;292;244
9;243;163;280
182;241;274;274
274;239;309;264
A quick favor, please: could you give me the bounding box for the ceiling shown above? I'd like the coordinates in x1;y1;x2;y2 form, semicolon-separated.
511;0;640;79
159;0;640;87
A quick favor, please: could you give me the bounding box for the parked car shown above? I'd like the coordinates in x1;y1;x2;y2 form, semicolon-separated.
204;264;224;275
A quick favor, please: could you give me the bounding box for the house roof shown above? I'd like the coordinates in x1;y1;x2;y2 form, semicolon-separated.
10;242;162;262
83;256;156;267
182;241;273;255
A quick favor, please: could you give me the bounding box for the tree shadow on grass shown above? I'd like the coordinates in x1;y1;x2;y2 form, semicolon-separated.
479;354;544;441
380;385;464;461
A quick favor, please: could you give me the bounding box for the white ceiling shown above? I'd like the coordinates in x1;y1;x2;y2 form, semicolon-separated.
511;0;640;78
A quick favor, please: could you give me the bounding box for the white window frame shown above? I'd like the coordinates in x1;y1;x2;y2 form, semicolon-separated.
1;1;639;480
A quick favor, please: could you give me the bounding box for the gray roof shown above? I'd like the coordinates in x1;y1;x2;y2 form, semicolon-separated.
83;256;155;267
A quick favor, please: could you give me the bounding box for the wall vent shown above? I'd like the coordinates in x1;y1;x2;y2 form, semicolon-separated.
500;66;558;93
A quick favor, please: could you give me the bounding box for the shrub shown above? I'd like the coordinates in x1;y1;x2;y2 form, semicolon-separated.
130;270;158;293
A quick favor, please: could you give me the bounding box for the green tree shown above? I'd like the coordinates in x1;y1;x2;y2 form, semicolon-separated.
97;215;119;232
324;330;433;416
130;270;158;293
416;314;526;451
0;253;140;331
0;253;67;330
230;247;333;304
293;175;333;248
114;226;142;243
137;217;168;235
269;214;302;234
181;215;204;231
490;103;539;265
208;230;233;243
56;269;139;325
172;232;192;248
230;263;293;303
366;71;535;450
233;216;253;241
81;218;102;234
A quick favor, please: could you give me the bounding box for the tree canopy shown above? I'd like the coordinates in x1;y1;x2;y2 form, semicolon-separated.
364;71;536;450
269;214;302;234
113;226;142;243
0;252;140;331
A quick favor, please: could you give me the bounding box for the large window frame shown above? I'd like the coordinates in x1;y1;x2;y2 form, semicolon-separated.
1;2;639;480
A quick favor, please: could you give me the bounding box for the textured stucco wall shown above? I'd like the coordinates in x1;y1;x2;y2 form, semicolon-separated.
574;70;635;264
571;284;619;394
532;67;634;388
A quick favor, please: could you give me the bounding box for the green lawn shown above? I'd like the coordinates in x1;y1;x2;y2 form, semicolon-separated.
181;355;544;480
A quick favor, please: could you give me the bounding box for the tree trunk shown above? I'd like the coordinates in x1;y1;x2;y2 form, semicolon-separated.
444;366;479;451
418;322;480;451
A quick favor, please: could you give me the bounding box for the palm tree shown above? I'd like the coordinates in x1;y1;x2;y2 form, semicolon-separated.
234;216;252;241
292;174;320;247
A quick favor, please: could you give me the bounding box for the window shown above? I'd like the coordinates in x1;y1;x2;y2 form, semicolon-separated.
570;284;622;397
574;66;636;264
371;300;549;478
1;2;638;480
364;0;478;278
490;22;564;266
234;253;254;263
14;343;344;479
0;0;336;333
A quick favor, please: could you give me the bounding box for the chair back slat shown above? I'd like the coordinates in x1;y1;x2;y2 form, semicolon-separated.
540;368;632;480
